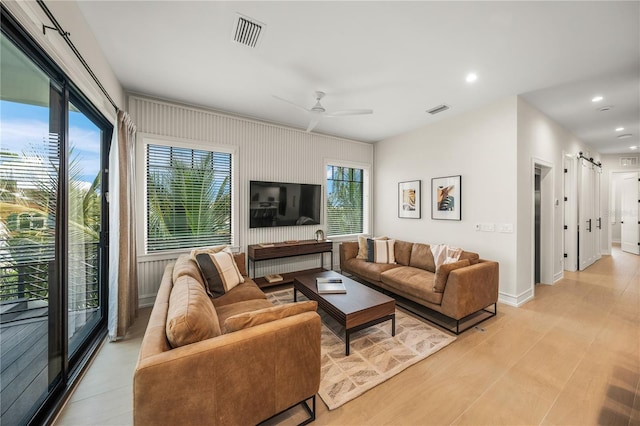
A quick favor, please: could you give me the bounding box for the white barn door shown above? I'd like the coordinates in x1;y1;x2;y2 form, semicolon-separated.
577;157;601;270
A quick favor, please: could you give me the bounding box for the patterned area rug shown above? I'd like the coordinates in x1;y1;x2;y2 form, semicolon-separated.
266;288;456;410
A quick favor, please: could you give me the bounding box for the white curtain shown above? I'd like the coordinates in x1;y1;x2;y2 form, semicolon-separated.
108;110;138;340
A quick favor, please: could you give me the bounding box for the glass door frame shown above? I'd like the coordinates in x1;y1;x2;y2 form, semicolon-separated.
1;7;112;425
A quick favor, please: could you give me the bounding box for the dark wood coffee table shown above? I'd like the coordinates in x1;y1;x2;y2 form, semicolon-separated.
294;270;395;355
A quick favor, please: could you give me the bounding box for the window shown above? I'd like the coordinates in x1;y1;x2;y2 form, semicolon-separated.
326;163;369;237
143;140;233;253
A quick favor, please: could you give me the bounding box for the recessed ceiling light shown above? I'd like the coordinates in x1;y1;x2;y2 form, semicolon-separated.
592;96;603;102
630;146;638;150
466;73;478;83
615;127;624;132
618;133;633;139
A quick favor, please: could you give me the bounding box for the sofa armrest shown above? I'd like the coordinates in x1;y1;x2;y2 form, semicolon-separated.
339;241;359;267
134;311;321;426
440;260;499;320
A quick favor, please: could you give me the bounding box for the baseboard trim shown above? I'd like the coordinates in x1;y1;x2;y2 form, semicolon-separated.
139;293;156;308
553;271;564;283
498;288;534;307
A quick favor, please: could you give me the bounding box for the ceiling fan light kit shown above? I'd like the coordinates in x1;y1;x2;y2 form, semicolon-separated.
274;91;373;132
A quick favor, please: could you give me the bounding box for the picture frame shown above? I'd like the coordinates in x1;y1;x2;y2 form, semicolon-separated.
398;180;421;219
431;175;461;220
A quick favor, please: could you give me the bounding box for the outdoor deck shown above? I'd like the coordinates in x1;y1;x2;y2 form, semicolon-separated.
1;314;48;425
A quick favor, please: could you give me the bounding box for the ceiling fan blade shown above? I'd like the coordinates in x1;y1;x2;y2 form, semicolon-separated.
273;95;309;113
325;109;373;117
306;112;323;132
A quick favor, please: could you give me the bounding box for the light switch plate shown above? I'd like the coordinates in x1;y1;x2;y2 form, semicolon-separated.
497;223;514;233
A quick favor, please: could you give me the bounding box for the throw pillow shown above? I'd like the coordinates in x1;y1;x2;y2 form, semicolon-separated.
356;235;368;259
431;244;463;269
194;251;245;298
223;301;318;333
357;235;388;259
367;238;396;264
190;244;227;259
433;259;470;293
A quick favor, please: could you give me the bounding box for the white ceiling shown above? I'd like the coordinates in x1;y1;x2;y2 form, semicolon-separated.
77;1;639;154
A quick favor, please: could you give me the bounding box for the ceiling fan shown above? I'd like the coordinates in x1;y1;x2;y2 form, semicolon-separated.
274;91;373;132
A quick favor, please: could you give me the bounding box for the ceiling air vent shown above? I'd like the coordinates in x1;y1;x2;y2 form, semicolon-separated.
620;157;638;167
232;14;265;48
427;104;450;115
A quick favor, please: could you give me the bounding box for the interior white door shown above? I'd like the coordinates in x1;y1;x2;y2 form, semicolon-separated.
564;156;577;272
594;167;602;261
578;158;596;270
621;172;640;255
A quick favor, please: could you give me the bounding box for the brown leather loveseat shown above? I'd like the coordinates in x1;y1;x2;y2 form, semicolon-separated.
134;253;321;425
340;240;499;333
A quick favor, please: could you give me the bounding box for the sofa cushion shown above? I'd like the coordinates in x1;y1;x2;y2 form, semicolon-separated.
166;276;221;348
380;267;443;305
173;254;206;288
367;238;396;264
195;251;245;298
342;258;400;282
212;280;267;308
409;243;436;272
434;259;470;293
394;240;413;266
216;299;274;326
223;301;318;333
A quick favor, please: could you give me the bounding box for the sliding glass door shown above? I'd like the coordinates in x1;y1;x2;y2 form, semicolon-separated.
67;101;104;357
0;30;63;426
1;12;110;424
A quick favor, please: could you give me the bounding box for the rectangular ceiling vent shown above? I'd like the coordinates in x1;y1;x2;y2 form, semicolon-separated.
620;156;638;167
426;104;450;115
232;14;265;48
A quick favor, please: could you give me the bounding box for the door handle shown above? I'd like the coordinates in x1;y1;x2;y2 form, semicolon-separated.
587;219;592;232
597;217;601;230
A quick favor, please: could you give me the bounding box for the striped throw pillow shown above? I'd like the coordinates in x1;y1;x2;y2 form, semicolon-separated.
366;238;396;264
194;251;245;298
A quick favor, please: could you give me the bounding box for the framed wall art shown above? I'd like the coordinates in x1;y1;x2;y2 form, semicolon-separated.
431;175;461;220
398;180;421;219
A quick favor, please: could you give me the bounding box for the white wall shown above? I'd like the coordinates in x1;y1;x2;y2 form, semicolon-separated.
374;95;602;307
3;1;124;120
374;97;519;304
515;98;598;299
129;95;373;305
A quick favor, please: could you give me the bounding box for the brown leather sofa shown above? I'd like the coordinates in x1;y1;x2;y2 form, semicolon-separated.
134;253;321;425
340;241;499;333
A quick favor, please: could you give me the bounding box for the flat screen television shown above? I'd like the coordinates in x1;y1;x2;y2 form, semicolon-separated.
249;181;321;228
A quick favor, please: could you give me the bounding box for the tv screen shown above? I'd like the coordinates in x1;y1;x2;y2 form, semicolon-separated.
249;181;321;228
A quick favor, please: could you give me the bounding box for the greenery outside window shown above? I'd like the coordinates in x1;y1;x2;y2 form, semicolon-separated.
326;163;369;237
142;139;234;253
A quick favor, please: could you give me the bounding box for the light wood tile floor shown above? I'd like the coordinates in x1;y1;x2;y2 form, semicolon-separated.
54;246;640;425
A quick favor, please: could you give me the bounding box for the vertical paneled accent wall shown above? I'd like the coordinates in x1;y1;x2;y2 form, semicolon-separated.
129;95;373;305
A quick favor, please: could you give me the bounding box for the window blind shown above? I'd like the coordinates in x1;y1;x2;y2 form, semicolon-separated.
146;144;232;252
326;165;363;236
